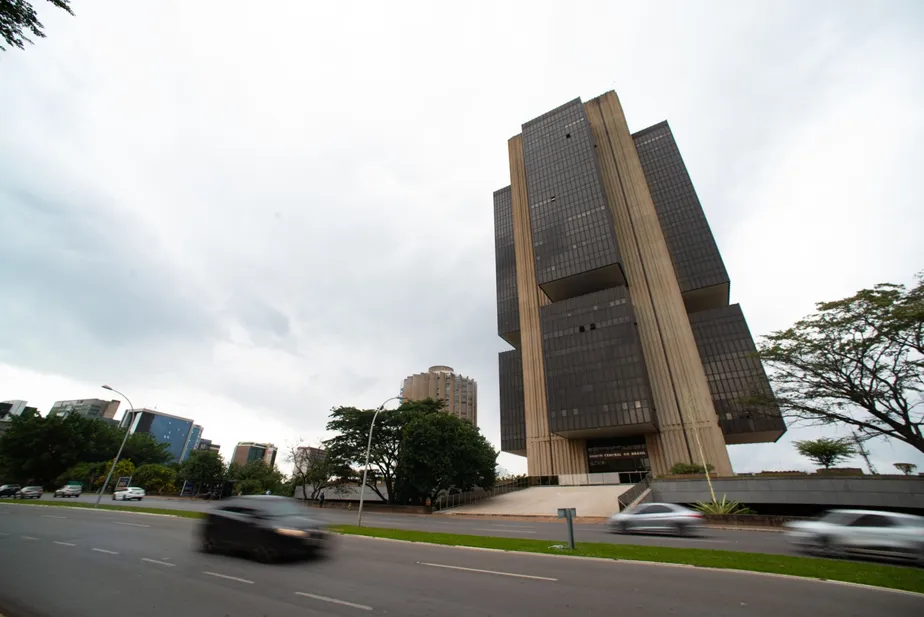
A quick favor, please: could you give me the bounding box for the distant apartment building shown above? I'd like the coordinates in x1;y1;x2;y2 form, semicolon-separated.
232;442;278;468
0;401;37;437
401;365;477;426
196;439;221;454
1;400;28;418
49;398;120;420
295;446;326;467
120;409;202;463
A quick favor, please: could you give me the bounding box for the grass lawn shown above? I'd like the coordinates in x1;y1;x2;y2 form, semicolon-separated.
0;498;205;519
331;525;924;594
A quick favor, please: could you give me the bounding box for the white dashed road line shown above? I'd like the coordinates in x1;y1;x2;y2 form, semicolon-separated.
473;528;537;534
295;592;372;611
42;515;67;519
113;521;151;528
0;532;8;536
142;558;175;567
21;536;39;541
417;562;558;581
203;571;254;584
54;541;77;547
92;548;119;555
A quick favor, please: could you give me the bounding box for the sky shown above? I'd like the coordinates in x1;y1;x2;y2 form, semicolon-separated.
1;0;922;476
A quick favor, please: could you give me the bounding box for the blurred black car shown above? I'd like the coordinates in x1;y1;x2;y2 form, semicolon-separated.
200;495;330;563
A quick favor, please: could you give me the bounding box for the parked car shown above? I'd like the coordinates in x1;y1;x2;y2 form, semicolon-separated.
607;502;705;536
16;486;44;499
112;487;145;501
784;509;924;564
0;484;21;497
54;484;82;498
200;495;330;563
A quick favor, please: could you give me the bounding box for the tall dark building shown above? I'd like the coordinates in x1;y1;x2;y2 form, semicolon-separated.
494;92;785;480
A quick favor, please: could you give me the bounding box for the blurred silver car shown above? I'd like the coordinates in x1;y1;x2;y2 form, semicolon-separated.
607;502;706;536
785;509;924;563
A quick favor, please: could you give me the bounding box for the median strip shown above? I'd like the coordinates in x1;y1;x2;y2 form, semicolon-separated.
331;525;924;595
0;500;205;519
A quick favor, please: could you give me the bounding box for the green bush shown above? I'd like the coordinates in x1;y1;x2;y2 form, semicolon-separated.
669;462;714;475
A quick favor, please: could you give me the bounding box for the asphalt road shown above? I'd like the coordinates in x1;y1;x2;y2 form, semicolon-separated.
0;503;920;617
28;494;794;555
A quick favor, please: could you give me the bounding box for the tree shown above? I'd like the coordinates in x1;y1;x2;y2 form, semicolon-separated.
894;462;918;476
97;459;135;489
179;450;225;491
133;464;177;494
323;399;444;504
794;437;856;469
395;411;497;504
755;273;924;454
227;459;285;495
55;461;107;489
1;0;73;51
0;412;170;487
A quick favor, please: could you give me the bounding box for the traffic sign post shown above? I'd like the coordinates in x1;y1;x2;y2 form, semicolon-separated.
557;508;577;550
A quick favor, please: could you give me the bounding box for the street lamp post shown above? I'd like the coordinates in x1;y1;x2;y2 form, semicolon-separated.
357;396;402;528
95;385;136;508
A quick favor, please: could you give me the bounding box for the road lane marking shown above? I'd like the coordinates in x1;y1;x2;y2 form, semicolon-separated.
203;571;254;584
295;592;372;611
474;527;537;534
142;558;175;567
0;532;8;536
54;541;77;546
42;515;67;519
92;548;119;555
113;521;151;528
21;536;39;541
418;562;557;581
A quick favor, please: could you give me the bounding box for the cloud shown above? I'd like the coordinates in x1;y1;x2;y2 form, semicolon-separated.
1;0;922;478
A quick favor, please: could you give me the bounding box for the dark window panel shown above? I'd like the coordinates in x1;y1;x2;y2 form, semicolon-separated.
689;304;787;443
494;186;520;344
633;122;730;309
499;349;526;454
540;287;656;437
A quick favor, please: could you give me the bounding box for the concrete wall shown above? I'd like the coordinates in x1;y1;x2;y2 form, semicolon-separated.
652;476;924;511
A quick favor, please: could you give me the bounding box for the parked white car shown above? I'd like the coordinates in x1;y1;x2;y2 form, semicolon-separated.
784;509;924;563
112;487;146;501
607;502;706;536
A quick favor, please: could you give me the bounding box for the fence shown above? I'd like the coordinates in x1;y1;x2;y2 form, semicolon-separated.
617;473;652;510
432;476;559;511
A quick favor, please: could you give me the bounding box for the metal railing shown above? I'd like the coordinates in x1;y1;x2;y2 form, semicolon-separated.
432;475;559;511
617;473;652;511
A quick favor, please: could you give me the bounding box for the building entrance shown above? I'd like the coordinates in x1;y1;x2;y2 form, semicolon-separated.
586;436;650;484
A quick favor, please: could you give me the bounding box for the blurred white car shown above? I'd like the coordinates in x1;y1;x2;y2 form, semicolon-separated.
785;509;924;563
607;502;706;536
112;487;146;501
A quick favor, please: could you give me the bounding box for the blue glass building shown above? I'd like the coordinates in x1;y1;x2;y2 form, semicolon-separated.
121;409;203;463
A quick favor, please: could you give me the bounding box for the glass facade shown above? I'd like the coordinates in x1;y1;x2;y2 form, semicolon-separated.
493;186;520;347
498;349;526;455
689;305;786;443
633;122;729;296
541;287;655;436
131;411;197;463
521;99;625;301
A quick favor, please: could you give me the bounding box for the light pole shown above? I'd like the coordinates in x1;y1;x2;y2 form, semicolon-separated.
357;396;402;528
95;385;136;508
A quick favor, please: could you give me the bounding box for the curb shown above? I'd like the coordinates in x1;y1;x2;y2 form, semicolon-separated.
336;533;923;597
0;502;195;520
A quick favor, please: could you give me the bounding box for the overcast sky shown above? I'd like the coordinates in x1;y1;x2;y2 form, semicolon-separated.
1;0;922;476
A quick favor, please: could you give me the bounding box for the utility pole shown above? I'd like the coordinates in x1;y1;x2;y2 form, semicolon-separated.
852;431;877;475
